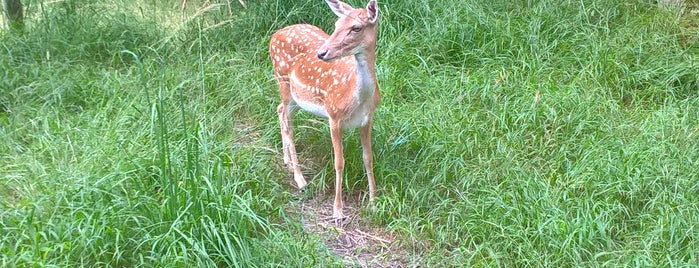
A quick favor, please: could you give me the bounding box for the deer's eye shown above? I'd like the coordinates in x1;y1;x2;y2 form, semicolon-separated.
350;26;362;32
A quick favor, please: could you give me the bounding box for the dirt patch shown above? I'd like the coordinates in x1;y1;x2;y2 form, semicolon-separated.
289;192;414;267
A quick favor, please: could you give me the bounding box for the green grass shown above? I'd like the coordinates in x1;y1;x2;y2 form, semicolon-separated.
1;0;698;266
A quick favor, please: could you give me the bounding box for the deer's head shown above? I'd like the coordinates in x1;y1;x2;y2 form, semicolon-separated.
317;0;379;61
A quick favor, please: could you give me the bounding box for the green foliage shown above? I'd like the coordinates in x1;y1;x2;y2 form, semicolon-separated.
1;0;698;266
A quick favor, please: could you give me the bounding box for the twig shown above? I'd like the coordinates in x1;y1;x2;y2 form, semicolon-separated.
355;229;393;244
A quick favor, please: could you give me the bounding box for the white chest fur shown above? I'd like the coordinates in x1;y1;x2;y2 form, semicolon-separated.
341;74;375;129
342;54;376;128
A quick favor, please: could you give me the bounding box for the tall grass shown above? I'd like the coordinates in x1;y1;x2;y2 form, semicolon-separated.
1;0;698;266
1;1;339;266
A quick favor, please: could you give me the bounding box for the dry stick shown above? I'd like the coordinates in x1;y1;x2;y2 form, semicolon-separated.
355;229;392;244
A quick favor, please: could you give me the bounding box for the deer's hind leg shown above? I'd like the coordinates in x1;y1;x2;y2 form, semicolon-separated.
275;75;307;189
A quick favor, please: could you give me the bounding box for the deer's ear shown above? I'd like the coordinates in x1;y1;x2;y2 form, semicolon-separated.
325;0;352;17
366;0;379;24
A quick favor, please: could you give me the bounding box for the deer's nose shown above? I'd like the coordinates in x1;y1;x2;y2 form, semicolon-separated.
317;50;328;60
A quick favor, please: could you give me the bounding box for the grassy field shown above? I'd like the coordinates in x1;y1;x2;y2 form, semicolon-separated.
1;0;698;266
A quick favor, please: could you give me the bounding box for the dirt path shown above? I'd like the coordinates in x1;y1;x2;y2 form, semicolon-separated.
289;192;413;267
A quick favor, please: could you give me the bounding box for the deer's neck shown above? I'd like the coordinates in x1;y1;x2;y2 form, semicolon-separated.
354;46;377;100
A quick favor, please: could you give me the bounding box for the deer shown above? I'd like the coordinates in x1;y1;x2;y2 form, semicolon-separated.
269;0;381;222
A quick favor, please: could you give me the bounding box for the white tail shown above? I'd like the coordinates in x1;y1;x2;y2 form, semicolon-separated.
270;0;380;222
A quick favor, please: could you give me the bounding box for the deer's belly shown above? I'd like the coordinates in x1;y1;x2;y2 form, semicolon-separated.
288;70;372;128
292;95;329;118
291;94;370;129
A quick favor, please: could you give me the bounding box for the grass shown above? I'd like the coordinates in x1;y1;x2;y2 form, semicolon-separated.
1;0;698;266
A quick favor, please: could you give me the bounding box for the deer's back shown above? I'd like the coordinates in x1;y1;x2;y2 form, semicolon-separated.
270;24;328;76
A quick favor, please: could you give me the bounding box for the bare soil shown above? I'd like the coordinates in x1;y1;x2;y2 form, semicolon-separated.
287;191;415;267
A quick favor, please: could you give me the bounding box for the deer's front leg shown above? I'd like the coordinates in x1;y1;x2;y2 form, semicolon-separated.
329;119;345;222
360;118;376;203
